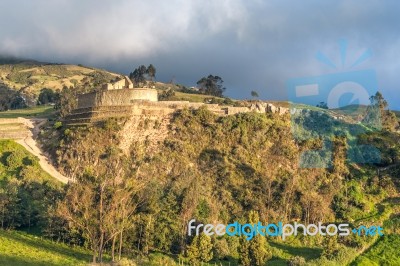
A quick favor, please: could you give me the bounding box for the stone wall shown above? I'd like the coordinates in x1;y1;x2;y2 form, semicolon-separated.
77;92;98;109
77;88;158;109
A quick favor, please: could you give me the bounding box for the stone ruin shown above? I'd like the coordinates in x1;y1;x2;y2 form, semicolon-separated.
66;79;289;125
102;76;133;90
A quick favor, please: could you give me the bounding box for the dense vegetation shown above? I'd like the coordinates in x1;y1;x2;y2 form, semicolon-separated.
0;140;62;231
35;105;399;265
0;60;399;265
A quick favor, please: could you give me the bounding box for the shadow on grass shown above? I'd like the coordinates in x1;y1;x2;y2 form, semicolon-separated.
0;253;59;266
270;241;322;260
1;230;91;261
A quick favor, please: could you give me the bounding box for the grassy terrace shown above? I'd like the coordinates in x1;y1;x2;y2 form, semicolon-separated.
0;106;54;119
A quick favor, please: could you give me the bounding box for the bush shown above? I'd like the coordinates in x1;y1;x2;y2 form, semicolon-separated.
117;258;137;266
288;256;306;266
53;121;63;130
38;88;58;105
213;238;230;260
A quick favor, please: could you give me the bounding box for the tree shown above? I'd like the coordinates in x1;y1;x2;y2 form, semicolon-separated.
146;64;156;82
38;88;57;105
54;86;76;118
368;91;398;131
213;238;230;260
57;171;143;263
317;101;328;109
251;90;259;99
186;233;213;264
196;75;226;97
198;233;213;262
238;211;271;266
10;94;26;109
322;235;339;259
129;65;147;87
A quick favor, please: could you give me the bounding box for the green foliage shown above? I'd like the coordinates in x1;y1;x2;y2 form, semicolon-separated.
42;65;77;78
7;71;33;84
321;236;339;259
238;211;271;266
87;70;116;89
43;106;399;264
54;86;77;118
368;91;399;131
0;85;27;110
316;101;328;109
0;140;62;231
288;256;306;266
0;230;92;265
213;238;230;260
352;235;400;266
250;90;259;98
186;234;213;264
158;88;176;101
53;121;63;130
38;88;57;105
147;64;156;82
197;75;226;97
129;64;156;86
195;199;211;220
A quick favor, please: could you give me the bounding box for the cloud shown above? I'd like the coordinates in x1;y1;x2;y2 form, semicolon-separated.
0;0;399;108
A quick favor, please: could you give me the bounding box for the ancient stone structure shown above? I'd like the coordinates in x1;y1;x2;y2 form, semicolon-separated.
102;76;133;90
69;81;289;126
77;88;158;109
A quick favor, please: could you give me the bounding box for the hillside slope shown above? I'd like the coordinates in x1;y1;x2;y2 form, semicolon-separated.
0;60;120;109
0;230;92;266
0;60;119;92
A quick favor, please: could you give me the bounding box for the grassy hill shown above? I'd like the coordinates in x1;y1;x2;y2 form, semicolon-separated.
0;59;119;94
351;234;400;265
0;230;92;266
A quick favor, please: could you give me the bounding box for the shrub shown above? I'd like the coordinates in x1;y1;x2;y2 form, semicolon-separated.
288;256;306;266
53;121;63;130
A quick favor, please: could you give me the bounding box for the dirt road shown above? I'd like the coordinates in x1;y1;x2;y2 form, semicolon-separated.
5;118;70;184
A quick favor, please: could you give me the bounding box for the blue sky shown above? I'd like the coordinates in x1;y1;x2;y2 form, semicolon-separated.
0;0;399;109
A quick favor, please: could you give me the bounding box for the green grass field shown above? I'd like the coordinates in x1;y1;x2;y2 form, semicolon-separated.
0;106;54;119
0;230;92;266
352;235;400;266
172;91;225;102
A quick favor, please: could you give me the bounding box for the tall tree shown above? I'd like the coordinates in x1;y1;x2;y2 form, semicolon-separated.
196;75;226;97
251;90;259;99
54;86;77;118
238;211;271;266
146;64;156;82
129;65;147;87
57;154;144;263
368;91;398;131
186;233;213;264
38;88;57;105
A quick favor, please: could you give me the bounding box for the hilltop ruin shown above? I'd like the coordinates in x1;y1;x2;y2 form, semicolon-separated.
65;76;288;125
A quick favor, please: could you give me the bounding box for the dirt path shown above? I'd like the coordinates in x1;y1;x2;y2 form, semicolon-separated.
13;118;70;184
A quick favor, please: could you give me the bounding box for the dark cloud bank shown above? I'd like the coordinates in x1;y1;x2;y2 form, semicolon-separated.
0;0;399;109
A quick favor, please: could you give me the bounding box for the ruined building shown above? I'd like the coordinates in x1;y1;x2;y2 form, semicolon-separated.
65;76;288;125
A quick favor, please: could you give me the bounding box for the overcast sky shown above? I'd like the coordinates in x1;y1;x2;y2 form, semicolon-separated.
0;0;399;109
